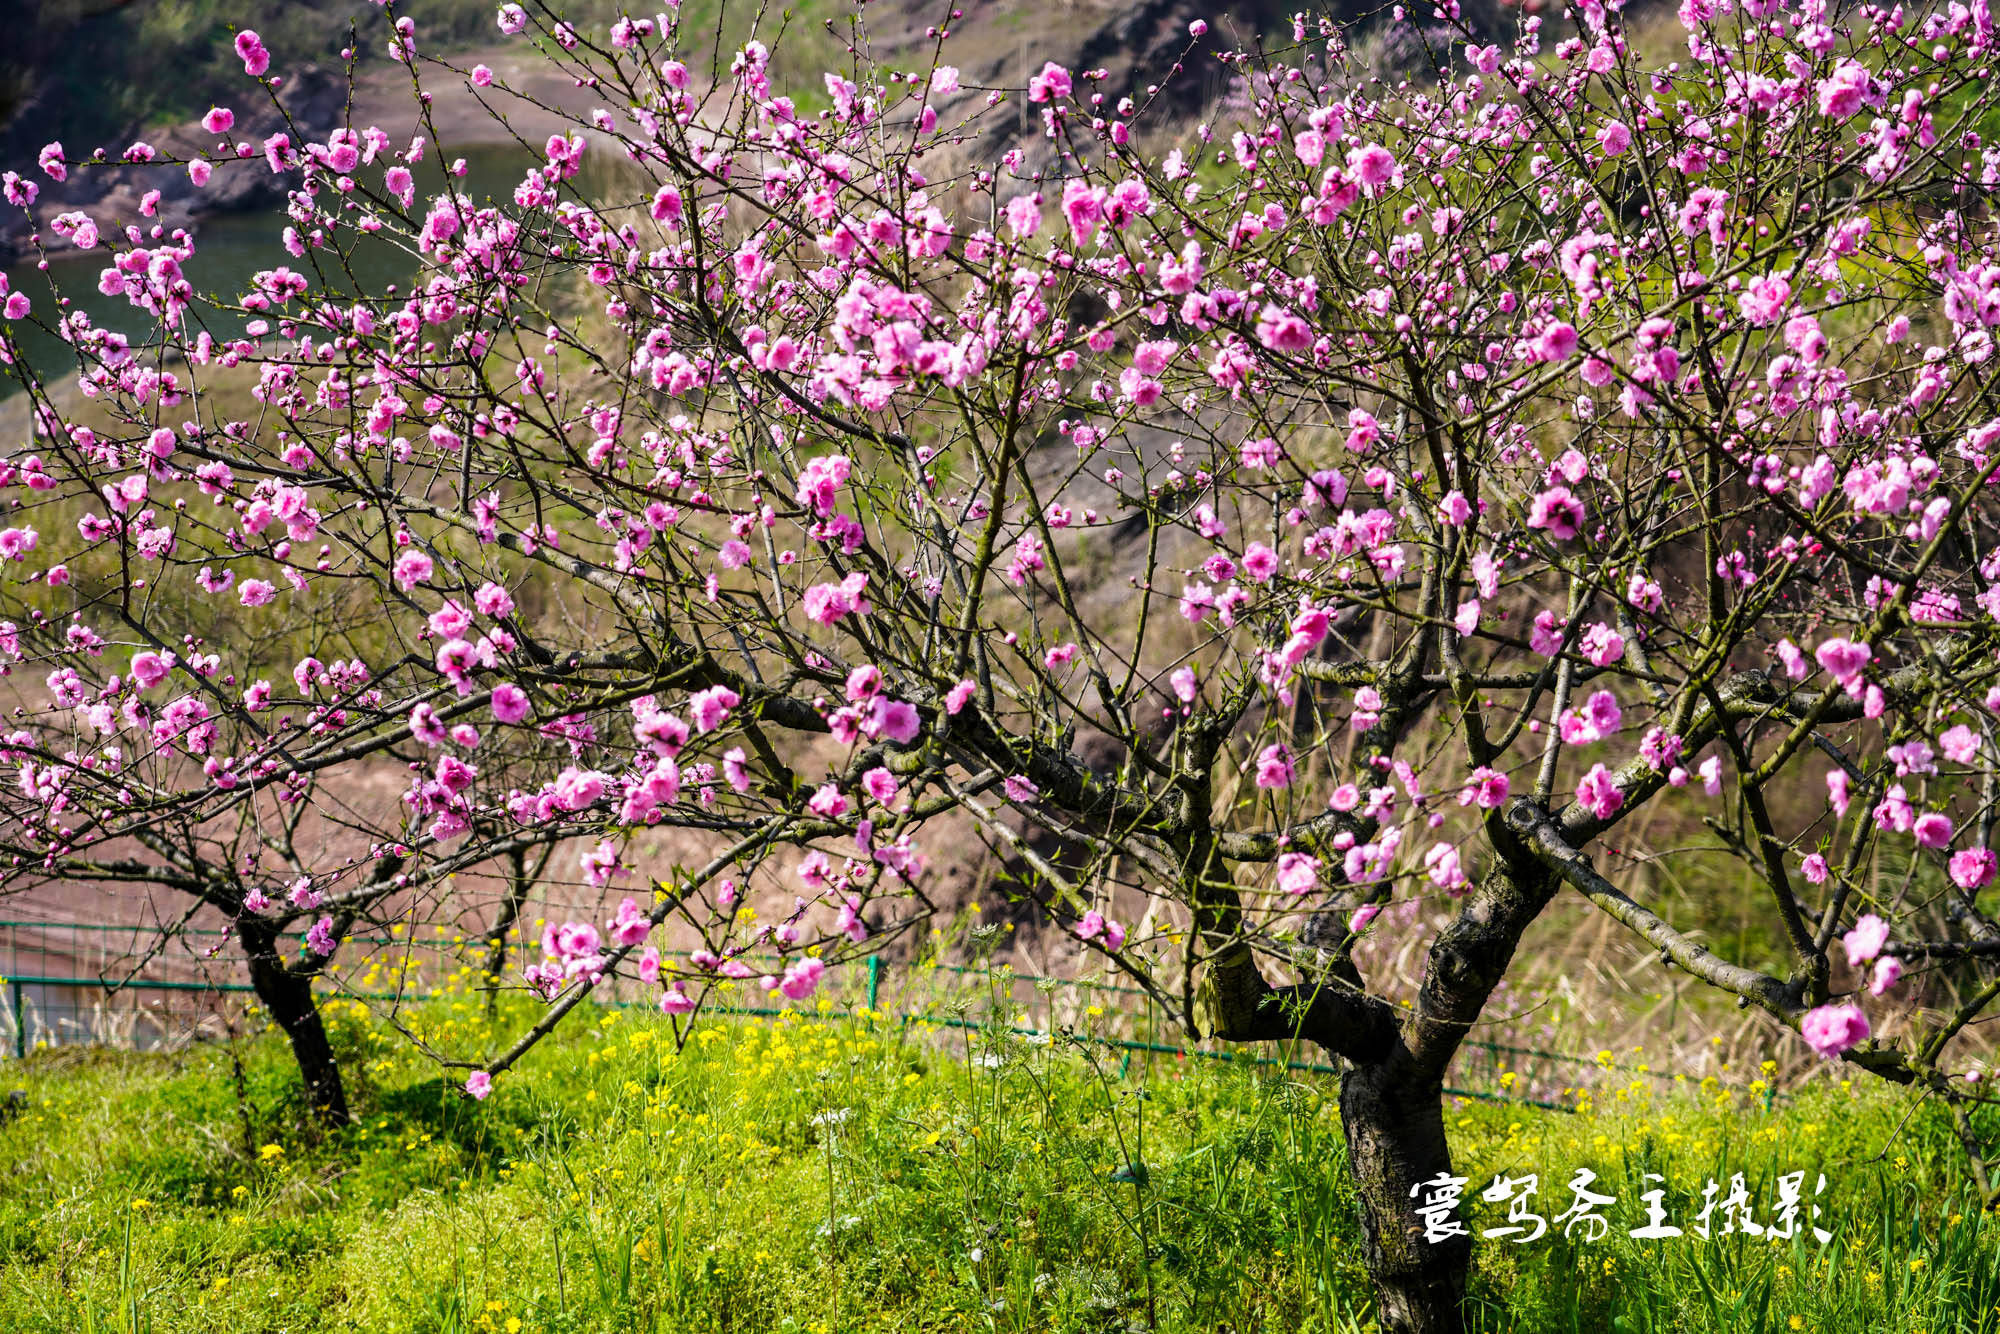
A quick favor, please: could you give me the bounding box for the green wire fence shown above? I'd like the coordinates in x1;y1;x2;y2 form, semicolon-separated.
0;917;1774;1113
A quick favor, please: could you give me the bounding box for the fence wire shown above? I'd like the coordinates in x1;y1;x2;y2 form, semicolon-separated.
0;918;1779;1112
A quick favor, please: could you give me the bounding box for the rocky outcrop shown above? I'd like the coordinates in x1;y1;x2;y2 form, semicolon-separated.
0;64;344;268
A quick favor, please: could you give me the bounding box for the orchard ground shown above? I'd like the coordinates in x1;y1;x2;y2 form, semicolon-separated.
6;980;2000;1334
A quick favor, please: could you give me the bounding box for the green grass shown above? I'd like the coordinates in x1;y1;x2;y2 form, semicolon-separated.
4;988;2000;1333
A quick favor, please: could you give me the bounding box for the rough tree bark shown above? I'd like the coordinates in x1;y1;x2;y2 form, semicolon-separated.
1196;789;1566;1333
1340;1053;1472;1334
237;918;349;1128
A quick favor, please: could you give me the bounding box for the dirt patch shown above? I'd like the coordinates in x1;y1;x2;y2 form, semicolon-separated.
349;46;620;154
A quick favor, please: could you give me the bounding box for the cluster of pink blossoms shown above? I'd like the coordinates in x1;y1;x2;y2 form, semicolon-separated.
5;0;2000;1114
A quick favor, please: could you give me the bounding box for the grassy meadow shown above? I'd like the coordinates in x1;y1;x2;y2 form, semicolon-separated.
3;963;1999;1334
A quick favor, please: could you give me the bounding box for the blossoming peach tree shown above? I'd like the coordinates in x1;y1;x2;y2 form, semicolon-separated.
6;0;2000;1325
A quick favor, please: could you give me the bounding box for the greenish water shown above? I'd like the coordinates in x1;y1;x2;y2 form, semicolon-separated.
0;143;634;400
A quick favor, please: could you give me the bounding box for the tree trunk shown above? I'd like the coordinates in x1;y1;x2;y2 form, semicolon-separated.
239;920;349;1128
482;844;533;1018
1341;1051;1470;1334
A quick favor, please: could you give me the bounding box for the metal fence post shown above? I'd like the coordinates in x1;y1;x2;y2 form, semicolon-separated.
10;980;22;1060
866;955;881;1013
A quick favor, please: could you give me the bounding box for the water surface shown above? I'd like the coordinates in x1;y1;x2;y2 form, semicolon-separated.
1;143;634;399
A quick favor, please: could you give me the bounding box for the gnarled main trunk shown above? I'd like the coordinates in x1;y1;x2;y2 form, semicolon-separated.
239;919;349;1128
1341;1052;1469;1334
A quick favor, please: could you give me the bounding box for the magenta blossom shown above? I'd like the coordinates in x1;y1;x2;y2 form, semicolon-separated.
1814;638;1872;689
778;957;826;1001
1575;764;1624;819
1952;847;1997;890
1842;914;1890;966
1799;1003;1871;1057
490;683;530;724
1527;487;1585;540
1459;768;1510;809
235;30;271;77
688;685;739;732
1255;743;1294;789
1027;61;1072;103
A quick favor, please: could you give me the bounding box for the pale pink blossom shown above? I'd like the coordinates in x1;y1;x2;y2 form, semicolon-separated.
1842;914;1890;966
1254;744;1294;789
688;685;740;732
1276;852;1320;895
